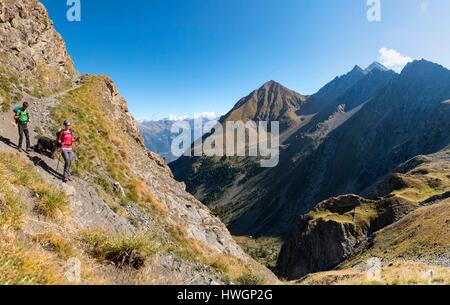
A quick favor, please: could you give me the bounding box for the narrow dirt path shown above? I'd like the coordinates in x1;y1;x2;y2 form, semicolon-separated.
0;85;78;185
0;84;133;235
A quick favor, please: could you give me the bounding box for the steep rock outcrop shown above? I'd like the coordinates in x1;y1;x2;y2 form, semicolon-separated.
0;0;76;98
276;195;417;280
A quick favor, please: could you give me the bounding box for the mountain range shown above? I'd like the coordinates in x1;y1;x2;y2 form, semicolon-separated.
171;60;450;237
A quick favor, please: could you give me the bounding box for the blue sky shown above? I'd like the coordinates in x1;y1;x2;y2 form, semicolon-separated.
41;0;450;120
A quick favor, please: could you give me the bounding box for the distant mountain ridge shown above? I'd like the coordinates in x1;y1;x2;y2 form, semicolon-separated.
139;116;218;162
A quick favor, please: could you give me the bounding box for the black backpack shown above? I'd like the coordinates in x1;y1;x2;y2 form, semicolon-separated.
56;130;64;148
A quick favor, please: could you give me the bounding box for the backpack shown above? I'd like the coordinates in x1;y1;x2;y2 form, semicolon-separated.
56;129;63;148
13;106;22;114
13;106;22;123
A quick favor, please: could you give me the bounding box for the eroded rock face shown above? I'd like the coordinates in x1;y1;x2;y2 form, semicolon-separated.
276;195;417;280
85;75;250;259
0;0;76;96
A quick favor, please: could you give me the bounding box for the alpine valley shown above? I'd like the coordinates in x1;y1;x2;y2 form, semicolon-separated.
170;60;450;283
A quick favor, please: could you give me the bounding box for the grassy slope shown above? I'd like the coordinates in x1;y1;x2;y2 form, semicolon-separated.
0;152;69;284
299;261;449;285
0;68;22;112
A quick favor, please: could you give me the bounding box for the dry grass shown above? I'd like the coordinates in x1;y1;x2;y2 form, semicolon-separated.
31;61;73;98
0;231;68;285
0;152;68;218
0;183;24;229
307;198;406;230
0;153;75;284
126;177;168;216
300;261;450;285
33;233;77;259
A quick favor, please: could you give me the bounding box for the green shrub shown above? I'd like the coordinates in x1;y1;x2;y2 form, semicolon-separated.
81;231;157;269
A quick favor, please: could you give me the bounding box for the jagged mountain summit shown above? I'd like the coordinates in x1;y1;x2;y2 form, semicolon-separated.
364;61;390;73
222;80;307;133
0;0;276;284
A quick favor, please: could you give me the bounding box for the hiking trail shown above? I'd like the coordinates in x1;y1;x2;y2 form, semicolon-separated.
0;80;134;236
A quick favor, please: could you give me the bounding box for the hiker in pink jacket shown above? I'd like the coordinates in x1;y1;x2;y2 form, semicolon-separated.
57;120;80;183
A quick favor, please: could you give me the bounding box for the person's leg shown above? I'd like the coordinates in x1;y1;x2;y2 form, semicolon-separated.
23;123;31;150
66;151;73;178
18;124;23;149
62;150;70;181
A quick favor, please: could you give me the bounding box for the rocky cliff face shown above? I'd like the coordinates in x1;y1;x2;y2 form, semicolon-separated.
0;0;76;99
276;195;418;280
0;0;276;284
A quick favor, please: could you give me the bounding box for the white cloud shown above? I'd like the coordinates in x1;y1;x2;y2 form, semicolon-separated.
378;47;413;72
420;2;429;13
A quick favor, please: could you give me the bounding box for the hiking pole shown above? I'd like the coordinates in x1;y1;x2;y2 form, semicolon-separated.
74;151;81;176
56;153;61;172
